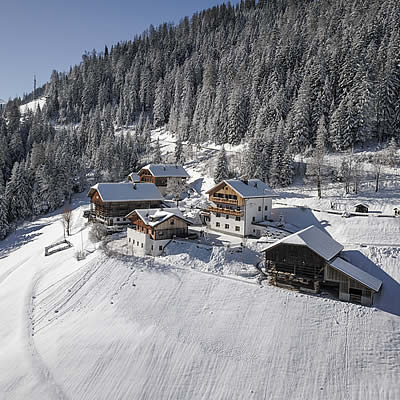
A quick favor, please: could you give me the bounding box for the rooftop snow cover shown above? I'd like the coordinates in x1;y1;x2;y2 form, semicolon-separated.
207;179;278;198
128;208;192;227
141;164;190;178
261;225;343;261
329;257;382;292
128;172;140;182
88;183;163;202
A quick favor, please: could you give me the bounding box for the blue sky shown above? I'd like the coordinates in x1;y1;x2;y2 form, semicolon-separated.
0;0;238;100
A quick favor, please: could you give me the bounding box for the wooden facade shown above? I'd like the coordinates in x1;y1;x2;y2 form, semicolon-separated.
90;190;162;224
128;213;189;240
265;242;376;305
265;243;326;292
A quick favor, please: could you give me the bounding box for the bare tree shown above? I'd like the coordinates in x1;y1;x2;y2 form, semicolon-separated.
372;153;383;192
352;156;363;194
89;223;107;244
340;154;353;195
62;207;73;237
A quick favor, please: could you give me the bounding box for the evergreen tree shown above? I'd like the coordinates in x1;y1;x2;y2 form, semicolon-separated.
153;138;162;163
174;136;184;164
214;146;229;183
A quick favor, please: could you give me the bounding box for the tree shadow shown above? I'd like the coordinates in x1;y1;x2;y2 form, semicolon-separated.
342;250;400;317
272;207;332;234
0;222;49;258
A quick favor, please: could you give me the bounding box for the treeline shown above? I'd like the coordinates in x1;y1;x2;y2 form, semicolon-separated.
0;104;142;239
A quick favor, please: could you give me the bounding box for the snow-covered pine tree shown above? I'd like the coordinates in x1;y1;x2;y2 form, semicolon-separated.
214;146;229;183
0;183;8;239
153;138;162;163
174;136;184;164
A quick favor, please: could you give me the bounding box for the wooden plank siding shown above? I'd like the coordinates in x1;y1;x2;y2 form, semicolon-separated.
90;190;162;219
208;183;245;207
128;214;189;240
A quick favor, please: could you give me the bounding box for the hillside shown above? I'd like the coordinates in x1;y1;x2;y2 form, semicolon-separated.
0;182;399;399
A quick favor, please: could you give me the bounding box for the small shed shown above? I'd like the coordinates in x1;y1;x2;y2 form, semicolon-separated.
355;204;368;213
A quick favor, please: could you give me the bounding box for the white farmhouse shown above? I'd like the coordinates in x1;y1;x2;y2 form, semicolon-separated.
126;208;192;256
206;179;278;237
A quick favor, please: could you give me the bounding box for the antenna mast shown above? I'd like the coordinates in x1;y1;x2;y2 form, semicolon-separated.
33;74;37;101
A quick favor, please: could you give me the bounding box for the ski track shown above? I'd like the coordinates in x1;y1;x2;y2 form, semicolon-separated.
26;267;69;400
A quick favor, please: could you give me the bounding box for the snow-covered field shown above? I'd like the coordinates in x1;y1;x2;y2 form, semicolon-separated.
1;131;400;399
0;187;399;399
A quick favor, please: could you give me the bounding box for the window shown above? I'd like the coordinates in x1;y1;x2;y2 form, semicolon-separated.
117;218;120;221
151;245;153;250
258;206;261;212
159;231;163;236
235;216;240;221
170;219;175;225
137;241;139;246
216;213;221;218
226;215;229;219
252;217;255;222
265;216;268;221
159;246;163;251
216;222;220;227
265;205;268;211
235;226;240;232
225;224;229;229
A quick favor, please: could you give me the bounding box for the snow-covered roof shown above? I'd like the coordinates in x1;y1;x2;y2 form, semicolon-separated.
207;179;278;198
140;164;190;178
127;208;192;227
128;172;140;182
261;225;343;261
329;257;382;292
88;183;164;202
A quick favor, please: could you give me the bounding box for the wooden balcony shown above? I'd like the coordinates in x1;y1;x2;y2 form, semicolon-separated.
208;206;244;217
210;195;238;205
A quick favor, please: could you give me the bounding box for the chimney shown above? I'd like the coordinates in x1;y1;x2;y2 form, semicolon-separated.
254;182;258;188
133;183;136;190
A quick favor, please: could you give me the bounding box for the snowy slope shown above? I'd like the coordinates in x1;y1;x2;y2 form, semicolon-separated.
0;190;399;399
19;98;46;114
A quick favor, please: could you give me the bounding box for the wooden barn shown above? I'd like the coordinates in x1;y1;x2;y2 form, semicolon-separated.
262;225;382;306
87;183;164;227
126;208;192;256
138;164;190;195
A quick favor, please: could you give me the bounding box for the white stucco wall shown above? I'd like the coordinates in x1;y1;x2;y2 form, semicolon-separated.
127;228;171;256
208;197;273;238
209;212;245;237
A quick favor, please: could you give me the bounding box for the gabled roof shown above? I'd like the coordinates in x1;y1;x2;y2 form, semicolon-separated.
207;179;278;198
128;172;140;182
261;225;343;261
88;183;164;202
329;257;382;292
140;164;190;178
126;208;192;227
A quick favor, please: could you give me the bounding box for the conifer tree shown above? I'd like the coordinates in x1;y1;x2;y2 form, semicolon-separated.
214;146;229;183
153;138;162;163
